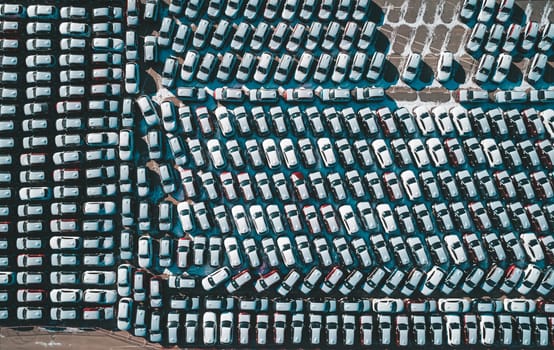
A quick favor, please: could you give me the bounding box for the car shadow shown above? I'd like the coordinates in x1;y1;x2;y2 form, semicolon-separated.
142;71;159;95
407;61;434;91
373;30;391;54
510;52;525;63
368;2;385;26
511;3;527;25
381;94;399;110
543;63;554;84
442;61;465;90
479;81;498;92
505;63;524;86
381;60;399;88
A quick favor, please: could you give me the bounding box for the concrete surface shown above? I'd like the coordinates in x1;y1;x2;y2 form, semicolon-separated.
0;328;160;350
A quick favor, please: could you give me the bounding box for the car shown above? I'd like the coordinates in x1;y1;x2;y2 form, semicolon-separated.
0;3;23;17
443;234;467;265
483;23;503;53
476;314;496;346
201;267;231;291
159;56;179;88
226;22;250;52
254;52;274;83
194;53;216;83
436;51;454;83
280;138;298;168
527;52;547;84
254;270;280;293
495;90;528;103
301;21;322;50
250;21;270;51
402;52;422;83
167;273;196;290
534;22;553;52
284;23;307;53
489;53;512;84
272;54;294;84
418;266;445;296
17;307;43;321
50;288;82;304
425;138;447;167
242;237;260;267
136;95;159;127
276;269;301;297
465;22;487;53
297;0;315;20
521;232;544;262
123;63;139;95
222;237;241;268
458;0;477;20
291;51;314;83
295;235;314;264
514;264;542;295
473;54;494;85
328;52;350;83
366;51;385;82
521;21;539;52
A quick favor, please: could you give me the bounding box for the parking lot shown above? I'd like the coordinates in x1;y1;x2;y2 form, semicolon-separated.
1;0;554;348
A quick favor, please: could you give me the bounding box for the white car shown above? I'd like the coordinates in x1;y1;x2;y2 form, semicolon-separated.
444;234;468;265
474;54;494;84
136;95;159;126
313;237;332;266
517;264;542;295
371;139;393;168
436;51;453;83
50;236;80;250
481;139;502;167
117;298;132;331
82;271;116;285
137;236;152;268
520;233;544;262
413;106;435;135
277;269;301;296
50;288;82;303
226;270;252;293
484;23;503;52
17;307;43;321
495;90;527;103
83;289;117;304
527;53;547;84
262;139;281;169
124;62;139;94
492;53;512;84
254;270;281;293
201;267;231;291
338;205;359;235
402;52;421;83
521;21;539;52
223;237;241;267
277;236;296;267
317;138;336;167
333;236;354;266
243;238;261;267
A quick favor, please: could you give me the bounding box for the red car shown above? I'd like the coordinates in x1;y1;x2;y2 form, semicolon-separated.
444;138;466;167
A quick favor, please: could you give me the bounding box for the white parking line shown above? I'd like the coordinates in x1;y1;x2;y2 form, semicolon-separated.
541;2;553;25
433;0;447;23
415;2;427;24
399;1;409;22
